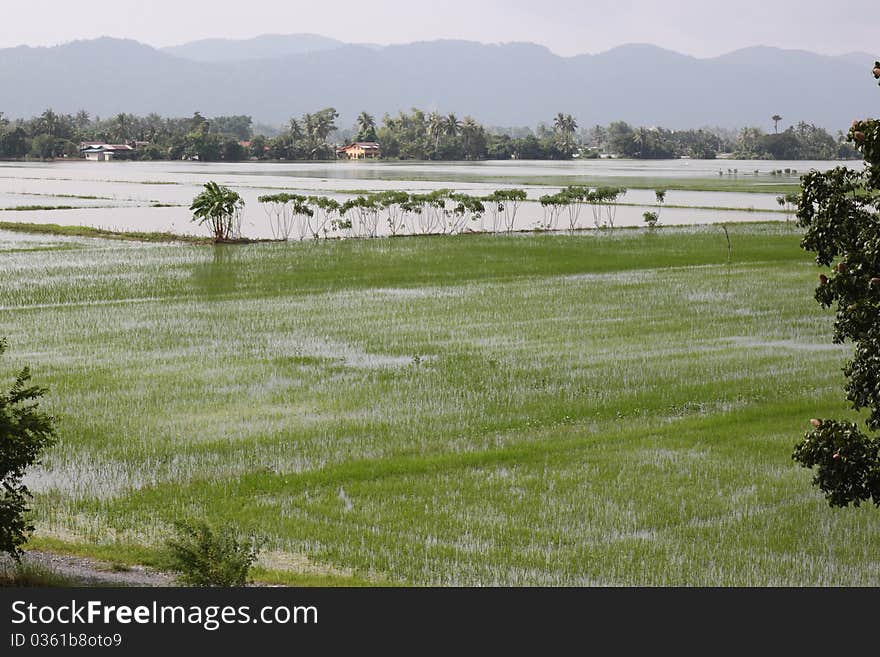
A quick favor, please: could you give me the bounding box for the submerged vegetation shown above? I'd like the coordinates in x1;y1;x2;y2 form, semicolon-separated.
253;186;625;242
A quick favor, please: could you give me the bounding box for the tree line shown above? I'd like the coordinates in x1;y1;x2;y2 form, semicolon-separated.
0;107;858;162
592;121;858;160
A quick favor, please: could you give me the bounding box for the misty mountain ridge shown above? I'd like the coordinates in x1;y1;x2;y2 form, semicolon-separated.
161;33;347;62
1;36;877;131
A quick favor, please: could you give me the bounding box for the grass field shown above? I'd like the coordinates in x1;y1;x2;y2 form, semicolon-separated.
2;223;879;586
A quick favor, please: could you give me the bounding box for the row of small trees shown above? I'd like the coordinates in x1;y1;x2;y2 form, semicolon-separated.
255;189;529;239
192;183;634;242
538;186;629;231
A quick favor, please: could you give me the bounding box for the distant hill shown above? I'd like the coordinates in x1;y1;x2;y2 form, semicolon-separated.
1;36;877;131
161;33;344;62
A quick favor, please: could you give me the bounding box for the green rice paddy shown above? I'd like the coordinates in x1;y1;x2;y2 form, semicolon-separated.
2;223;878;586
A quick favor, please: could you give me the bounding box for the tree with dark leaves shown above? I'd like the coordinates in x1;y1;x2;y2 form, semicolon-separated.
792;62;880;507
0;339;56;558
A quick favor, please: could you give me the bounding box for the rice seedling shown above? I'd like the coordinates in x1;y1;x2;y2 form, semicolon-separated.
2;222;878;585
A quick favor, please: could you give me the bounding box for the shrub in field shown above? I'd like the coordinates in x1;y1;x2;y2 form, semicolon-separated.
448;193;485;234
561;185;589;231
484;189;527;233
793;61;880;507
539;192;567;231
776;192;799;222
588;186;627;231
0;339;56;559
257;193;313;241
375;190;411;236
643;189;667;229
307;196;343;239
341;195;382;238
190;181;244;242
164;520;263;587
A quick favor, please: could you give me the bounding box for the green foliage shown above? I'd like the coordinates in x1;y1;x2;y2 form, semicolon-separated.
539;192;568;230
587;186;627;230
734;121;852;160
793;62;880;507
300;107;339;160
448;193;485;233
776;192;800;221
208;115;254;141
793;420;880;507
0;339;57;558
257;193;314;240
0;560;78;587
356;112;378;142
645;189;667;228
480;189;527;232
164;520;263;587
0;101;858;163
553;113;579;155
190;181;244;242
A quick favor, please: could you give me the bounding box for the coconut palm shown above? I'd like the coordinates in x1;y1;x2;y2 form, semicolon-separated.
314;108;339;142
632;127;651;158
190;111;209;135
73;110;91;136
443;113;462;138
300;108;339;158
461;116;482;158
554;113;578;154
772;115;783;133
112;113;131;143
288;117;303;141
357;111;377;141
38;109;59;138
428;111;444;147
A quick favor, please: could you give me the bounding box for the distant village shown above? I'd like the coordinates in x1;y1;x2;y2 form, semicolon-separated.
79;139;381;161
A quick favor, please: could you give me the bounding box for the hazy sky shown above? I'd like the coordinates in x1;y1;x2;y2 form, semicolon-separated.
2;0;877;57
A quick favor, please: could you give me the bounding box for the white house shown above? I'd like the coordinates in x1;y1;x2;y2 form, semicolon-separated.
79;142;135;161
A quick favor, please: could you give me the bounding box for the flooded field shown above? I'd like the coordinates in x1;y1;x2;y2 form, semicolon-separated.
0;159;855;239
5;223;880;585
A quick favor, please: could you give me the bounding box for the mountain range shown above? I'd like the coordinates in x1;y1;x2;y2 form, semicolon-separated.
1;34;877;131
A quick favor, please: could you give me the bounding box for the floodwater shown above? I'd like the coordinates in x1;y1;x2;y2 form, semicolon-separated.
0;159;857;239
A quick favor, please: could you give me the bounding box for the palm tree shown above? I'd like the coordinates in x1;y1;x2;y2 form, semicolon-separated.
428;111;444;147
356;112;376;141
461;117;481;158
144;113;165;142
39;109;59;138
314;108;339;143
190;111;209;135
288;117;303;141
443;113;462;138
73;110;91;136
554;113;578;154
632;127;650;158
772;115;783;134
112;113;130;143
553;112;567;132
